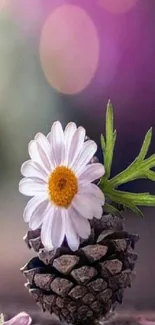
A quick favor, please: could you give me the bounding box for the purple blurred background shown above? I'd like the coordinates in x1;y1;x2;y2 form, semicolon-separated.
0;0;155;315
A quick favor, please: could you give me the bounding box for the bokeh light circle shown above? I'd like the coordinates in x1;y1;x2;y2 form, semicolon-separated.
40;5;100;95
98;0;138;14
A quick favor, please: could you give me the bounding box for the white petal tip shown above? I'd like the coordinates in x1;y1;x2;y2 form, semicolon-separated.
18;181;29;196
66;122;77;128
23;217;29;224
34;132;41;140
81;228;91;240
52;121;62;128
18;181;23;194
100;197;105;206
28;140;34;151
95;211;103;219
44;245;54;252
66;236;80;252
43;240;54;251
68;244;79;252
20;162;24;174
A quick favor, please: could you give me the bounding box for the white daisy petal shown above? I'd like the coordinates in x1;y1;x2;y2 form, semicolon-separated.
64;122;77;164
41;206;55;250
35;132;51;155
73;140;97;175
29;201;51;230
51;208;65;248
47;132;51;142
72;193;95;220
68;126;86;167
19;178;47;196
28;140;50;173
64;122;77;141
21;160;48;180
28;140;40;163
35;132;55;168
46;132;57;167
79;183;105;205
70;207;91;239
35;132;56;170
65;212;80;251
36;142;52;172
29;208;45;230
50;121;65;165
91;200;103;219
78;163;105;183
73;193;103;220
23;196;48;222
82;192;103;219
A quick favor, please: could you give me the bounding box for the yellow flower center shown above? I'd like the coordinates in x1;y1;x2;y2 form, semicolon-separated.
48;166;78;208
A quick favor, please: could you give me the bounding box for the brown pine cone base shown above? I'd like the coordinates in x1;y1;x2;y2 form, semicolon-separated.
21;215;139;325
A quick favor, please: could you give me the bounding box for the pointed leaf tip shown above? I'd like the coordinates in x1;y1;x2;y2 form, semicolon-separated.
137;127;153;162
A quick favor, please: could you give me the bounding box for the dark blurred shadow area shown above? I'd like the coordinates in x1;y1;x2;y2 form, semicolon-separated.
0;0;155;313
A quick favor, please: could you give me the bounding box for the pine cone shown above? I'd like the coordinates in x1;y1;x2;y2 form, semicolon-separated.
21;215;139;325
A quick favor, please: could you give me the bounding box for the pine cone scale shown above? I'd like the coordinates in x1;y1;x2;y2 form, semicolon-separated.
50;278;74;297
71;266;98;284
88;278;107;293
69;285;88;299
81;244;108;262
34;273;55;291
53;255;80;274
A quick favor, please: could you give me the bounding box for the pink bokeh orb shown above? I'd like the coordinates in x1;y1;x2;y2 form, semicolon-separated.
40;4;100;95
98;0;138;14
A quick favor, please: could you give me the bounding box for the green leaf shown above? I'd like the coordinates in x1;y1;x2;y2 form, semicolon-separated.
100;101;155;216
142;154;155;168
113;129;117;146
102;100;116;179
104;188;144;216
108;189;155;206
108;128;155;188
137;127;152;162
145;170;155;181
101;134;106;152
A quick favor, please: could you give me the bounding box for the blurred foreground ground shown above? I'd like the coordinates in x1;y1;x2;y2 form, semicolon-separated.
1;306;155;325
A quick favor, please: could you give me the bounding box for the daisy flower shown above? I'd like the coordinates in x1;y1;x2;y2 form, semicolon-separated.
19;122;105;251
